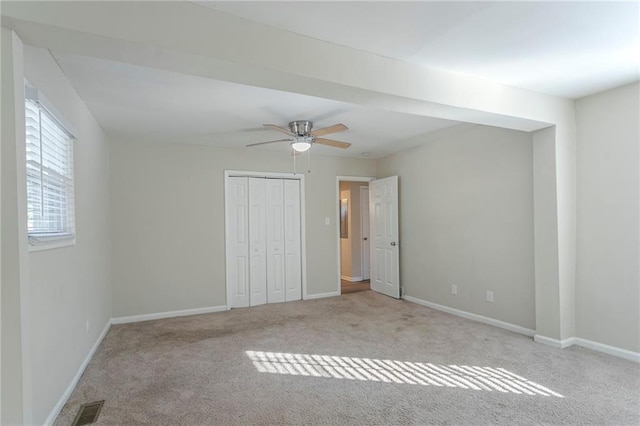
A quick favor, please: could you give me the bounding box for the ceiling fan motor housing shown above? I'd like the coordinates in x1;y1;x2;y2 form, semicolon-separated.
289;120;313;136
247;121;350;150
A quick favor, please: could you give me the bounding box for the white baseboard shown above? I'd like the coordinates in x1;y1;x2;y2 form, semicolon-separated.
111;305;227;324
574;337;640;363
405;297;638;362
341;276;364;282
404;295;536;337
534;335;639;362
305;291;340;300
533;334;576;348
44;320;111;426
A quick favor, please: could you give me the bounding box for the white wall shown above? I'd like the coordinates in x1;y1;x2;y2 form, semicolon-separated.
1;27;28;426
110;139;376;317
377;125;536;329
18;45;112;424
576;82;640;353
532;126;563;339
0;28;2;421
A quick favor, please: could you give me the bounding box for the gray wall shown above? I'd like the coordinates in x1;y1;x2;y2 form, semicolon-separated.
377;125;536;329
0;42;113;425
1;27;27;425
576;82;640;352
110;140;376;317
24;46;113;425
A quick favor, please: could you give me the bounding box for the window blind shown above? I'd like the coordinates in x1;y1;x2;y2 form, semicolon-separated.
25;98;75;241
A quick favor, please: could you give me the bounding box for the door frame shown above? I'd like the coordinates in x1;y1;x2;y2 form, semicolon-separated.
360;185;370;281
335;176;375;295
224;170;307;309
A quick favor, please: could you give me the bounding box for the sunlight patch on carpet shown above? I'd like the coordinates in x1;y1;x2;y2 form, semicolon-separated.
246;350;563;397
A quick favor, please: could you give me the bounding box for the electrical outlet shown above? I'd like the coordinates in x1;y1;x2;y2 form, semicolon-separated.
451;284;458;295
486;291;494;303
325;217;330;225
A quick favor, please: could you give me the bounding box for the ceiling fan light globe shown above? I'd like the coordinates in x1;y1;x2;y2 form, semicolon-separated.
291;141;311;152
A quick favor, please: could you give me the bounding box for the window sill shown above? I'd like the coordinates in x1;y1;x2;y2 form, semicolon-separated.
28;236;76;252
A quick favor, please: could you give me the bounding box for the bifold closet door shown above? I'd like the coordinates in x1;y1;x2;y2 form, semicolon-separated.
284;180;302;301
248;178;267;306
227;177;249;308
227;176;302;308
266;179;286;303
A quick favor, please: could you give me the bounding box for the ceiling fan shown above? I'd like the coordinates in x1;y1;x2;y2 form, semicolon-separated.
246;120;351;153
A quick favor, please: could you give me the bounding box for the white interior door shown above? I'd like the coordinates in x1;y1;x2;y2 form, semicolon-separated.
284;179;302;301
361;186;370;281
266;179;286;303
248;178;267;306
370;176;400;298
226;177;249;308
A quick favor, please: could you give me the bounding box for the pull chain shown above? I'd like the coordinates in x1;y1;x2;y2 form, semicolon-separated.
293;148;297;175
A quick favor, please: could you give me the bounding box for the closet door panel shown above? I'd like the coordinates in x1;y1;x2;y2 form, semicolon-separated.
226;177;249;308
249;178;267;306
284;180;302;301
266;179;286;303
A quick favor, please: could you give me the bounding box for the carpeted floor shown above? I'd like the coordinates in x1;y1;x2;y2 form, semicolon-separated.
55;291;640;425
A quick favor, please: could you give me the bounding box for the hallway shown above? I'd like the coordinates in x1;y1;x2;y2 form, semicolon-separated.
341;279;370;294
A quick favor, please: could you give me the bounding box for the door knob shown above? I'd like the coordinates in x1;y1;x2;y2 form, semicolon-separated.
390;241;396;246
363;237;368;241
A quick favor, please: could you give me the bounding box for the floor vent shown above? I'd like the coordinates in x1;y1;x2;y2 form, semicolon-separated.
71;400;104;426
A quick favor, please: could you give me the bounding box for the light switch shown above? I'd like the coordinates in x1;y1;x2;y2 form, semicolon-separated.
486;291;494;303
325;217;330;225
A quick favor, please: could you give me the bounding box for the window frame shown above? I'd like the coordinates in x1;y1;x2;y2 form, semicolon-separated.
25;83;77;251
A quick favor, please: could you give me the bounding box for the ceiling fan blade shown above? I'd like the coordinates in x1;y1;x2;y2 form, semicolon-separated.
314;138;351;149
246;138;292;147
263;124;294;136
310;123;348;137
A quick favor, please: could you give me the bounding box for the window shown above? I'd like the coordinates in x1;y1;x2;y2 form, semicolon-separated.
25;86;75;248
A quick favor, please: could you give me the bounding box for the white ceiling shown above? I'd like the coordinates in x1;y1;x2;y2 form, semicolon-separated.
204;1;640;99
41;1;638;158
54;54;460;158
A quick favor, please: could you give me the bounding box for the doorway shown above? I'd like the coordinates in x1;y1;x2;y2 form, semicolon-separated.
337;177;373;294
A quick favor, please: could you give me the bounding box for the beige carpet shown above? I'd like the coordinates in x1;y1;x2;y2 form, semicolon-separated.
55;291;639;425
